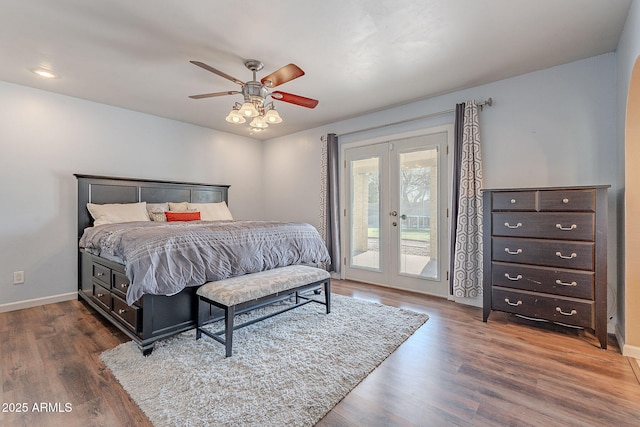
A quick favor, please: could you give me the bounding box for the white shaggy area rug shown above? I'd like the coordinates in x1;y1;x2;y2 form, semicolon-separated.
100;294;429;427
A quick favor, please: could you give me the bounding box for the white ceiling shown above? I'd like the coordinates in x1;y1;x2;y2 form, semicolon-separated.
0;0;632;140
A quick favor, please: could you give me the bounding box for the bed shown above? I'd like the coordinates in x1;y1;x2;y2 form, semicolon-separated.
76;174;330;354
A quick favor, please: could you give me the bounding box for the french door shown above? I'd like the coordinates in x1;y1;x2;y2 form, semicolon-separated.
343;129;450;297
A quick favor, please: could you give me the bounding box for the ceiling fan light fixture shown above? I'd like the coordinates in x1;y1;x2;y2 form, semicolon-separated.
238;101;259;118
189;59;318;133
263;106;283;124
250;116;269;128
225;108;246;124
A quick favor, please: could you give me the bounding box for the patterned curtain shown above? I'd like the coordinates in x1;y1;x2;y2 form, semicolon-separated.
319;133;341;273
452;102;483;298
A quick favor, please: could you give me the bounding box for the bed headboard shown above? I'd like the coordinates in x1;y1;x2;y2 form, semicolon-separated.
75;174;230;238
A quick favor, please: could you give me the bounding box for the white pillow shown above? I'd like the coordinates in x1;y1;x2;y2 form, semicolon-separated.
188;202;233;221
87;202;150;226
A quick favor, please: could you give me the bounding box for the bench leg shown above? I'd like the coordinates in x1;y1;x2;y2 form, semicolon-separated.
225;305;235;357
324;280;331;314
196;297;203;340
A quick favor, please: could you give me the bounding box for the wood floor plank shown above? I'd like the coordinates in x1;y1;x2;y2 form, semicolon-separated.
319;280;640;426
1;280;639;426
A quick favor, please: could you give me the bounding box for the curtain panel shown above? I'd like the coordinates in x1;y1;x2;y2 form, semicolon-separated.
319;133;341;273
449;102;466;294
451;102;483;298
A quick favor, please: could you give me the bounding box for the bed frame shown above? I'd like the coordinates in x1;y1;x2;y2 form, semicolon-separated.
76;174;231;355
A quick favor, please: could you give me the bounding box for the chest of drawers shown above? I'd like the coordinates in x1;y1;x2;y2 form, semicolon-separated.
482;186;609;349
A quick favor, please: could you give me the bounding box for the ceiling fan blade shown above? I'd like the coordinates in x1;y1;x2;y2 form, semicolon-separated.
188;91;240;99
272;91;319;108
261;64;305;87
190;61;244;86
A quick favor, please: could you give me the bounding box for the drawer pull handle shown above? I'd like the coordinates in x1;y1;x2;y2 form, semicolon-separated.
504;248;522;255
505;274;523;281
510;199;517;204
96;293;104;298
555;223;577;231
556;307;577;316
555;279;578;287
555;251;577;259
118;309;126;314
562;198;569;204
504;222;522;229
120;283;129;288
96;272;104;277
504;298;522;307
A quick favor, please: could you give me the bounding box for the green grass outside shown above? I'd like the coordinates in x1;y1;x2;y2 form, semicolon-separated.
367;227;430;241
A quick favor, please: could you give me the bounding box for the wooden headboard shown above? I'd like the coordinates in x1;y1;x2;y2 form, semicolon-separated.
75;174;230;238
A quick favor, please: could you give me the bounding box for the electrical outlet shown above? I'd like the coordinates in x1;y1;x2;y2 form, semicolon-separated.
13;271;25;284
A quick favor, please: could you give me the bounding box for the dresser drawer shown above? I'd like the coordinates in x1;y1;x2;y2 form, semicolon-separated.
92;283;112;311
111;271;131;299
491;262;594;299
538;189;595;212
92;263;111;287
492;191;536;211
112;295;141;333
492;288;594;328
492;212;594;241
492;237;594;270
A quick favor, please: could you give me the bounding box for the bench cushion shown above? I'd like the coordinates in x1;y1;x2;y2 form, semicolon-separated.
197;265;330;306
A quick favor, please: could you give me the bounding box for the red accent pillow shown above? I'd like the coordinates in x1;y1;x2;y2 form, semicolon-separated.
165;211;201;222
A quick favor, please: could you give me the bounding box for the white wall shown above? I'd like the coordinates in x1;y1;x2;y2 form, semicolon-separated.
263;53;618;310
0;81;264;309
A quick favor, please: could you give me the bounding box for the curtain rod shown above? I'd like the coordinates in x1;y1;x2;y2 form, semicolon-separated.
334;97;492;138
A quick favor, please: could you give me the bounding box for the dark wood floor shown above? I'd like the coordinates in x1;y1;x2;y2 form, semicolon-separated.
1;280;639;426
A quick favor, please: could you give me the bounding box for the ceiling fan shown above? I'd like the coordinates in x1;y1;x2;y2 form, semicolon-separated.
189;59;318;130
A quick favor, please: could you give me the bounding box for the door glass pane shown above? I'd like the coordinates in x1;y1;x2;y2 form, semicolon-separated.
398;147;438;278
350;156;380;270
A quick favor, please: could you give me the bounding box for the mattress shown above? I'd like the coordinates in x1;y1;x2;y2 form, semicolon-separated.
79;220;331;304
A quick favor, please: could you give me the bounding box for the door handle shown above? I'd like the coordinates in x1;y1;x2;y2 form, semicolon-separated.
390;211;398;216
392;221;398;227
400;214;407;220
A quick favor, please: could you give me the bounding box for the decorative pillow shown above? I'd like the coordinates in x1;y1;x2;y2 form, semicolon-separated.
165;211;201;222
87;202;150;226
147;202;169;213
168;201;190;212
188;202;233;221
146;203;169;222
149;212;167;222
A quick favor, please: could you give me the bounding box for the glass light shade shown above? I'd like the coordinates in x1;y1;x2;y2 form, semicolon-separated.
250;117;269;128
238;101;259;118
263;108;283;124
225;109;246;124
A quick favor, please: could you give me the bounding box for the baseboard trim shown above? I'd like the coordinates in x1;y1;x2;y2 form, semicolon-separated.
0;292;77;313
614;323;640;358
624;343;640;359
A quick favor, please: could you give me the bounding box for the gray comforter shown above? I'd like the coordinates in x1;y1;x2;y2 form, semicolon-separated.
79;220;331;305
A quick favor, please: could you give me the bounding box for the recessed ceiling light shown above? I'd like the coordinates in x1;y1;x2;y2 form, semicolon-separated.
31;68;59;79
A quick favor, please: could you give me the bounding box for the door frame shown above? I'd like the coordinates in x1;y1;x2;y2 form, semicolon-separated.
339;124;455;299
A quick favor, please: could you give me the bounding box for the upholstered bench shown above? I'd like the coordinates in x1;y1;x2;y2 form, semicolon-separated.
196;265;331;357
